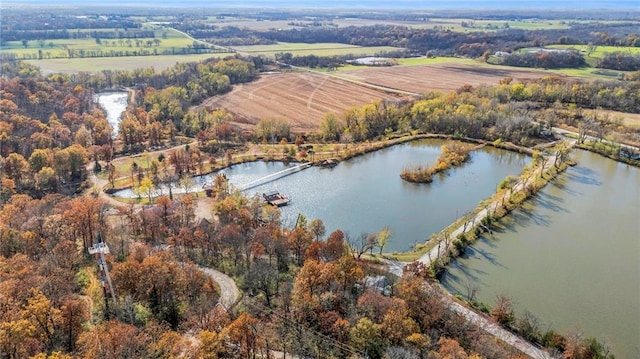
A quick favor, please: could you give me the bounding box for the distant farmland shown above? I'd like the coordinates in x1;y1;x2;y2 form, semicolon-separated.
26;54;229;74
337;63;567;94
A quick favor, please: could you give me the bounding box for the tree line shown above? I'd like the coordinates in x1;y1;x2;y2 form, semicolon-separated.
597;52;640;71
497;49;586;69
313;76;639;148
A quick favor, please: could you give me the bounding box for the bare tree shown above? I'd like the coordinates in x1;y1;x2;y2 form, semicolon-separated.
348;232;374;259
578;114;597;144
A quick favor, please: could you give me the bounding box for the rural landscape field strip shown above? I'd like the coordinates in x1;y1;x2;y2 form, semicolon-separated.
339;63;567;93
201;72;399;130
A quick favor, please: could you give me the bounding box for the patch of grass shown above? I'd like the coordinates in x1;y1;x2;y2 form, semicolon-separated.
385;242;433;263
26;53;228;74
546;67;623;79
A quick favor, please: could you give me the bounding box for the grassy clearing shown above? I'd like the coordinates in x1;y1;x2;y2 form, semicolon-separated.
27;53;228;74
424;18;571;32
545;67;625;79
231;42;402;57
603;110;640;128
403;18;575;32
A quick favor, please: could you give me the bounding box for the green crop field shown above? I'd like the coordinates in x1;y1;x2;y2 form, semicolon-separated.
26;53;229;74
231;42;402;57
547;67;625;79
0;27;222;60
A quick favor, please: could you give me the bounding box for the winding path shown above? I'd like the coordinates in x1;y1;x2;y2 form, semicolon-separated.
442;288;553;359
199;266;240;309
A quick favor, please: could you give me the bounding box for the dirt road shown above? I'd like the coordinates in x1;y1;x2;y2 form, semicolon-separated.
199;266;240;309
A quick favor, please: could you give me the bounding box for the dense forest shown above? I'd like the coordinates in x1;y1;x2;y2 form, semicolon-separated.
1;50;636;357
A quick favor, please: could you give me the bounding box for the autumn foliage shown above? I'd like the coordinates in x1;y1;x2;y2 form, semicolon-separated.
401;142;471;183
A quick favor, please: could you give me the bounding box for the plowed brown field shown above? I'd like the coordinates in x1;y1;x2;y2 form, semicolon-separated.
338;63;564;94
200;72;401;132
202;64;568;132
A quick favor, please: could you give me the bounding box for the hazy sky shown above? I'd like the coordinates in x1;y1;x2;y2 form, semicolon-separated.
4;0;638;8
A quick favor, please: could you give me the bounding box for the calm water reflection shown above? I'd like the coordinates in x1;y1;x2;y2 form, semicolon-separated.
440;150;640;358
235;139;528;252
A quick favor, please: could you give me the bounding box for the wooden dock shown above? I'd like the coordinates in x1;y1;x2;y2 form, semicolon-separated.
263;191;290;207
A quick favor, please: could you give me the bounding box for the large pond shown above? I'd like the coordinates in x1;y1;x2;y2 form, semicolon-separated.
440;150;640;358
95;91;128;134
114;139;528;252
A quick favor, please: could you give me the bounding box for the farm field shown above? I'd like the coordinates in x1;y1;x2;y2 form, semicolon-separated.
198;71;401;132
198;16;585;32
230;42;402;57
337;62;564;94
0;28;223;60
26;53;229;74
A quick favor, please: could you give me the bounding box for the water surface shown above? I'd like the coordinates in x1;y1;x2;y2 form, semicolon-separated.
440;150;640;358
232;139;528;252
95;92;128;135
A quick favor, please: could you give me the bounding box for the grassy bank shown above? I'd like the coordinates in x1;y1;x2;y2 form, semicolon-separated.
577;141;640;167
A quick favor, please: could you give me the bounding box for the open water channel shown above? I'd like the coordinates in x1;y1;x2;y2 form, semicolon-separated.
440;150;640;358
95;91;128;135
